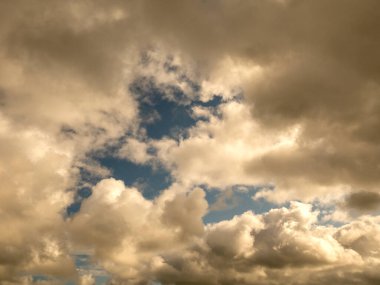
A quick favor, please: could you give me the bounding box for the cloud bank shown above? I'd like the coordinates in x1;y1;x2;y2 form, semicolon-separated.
0;0;379;284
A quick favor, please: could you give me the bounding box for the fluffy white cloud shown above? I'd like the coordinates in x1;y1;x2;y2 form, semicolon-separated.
69;179;208;281
0;114;76;282
153;101;302;189
67;180;380;285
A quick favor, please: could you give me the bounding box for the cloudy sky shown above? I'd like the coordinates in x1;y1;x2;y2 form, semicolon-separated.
1;1;380;284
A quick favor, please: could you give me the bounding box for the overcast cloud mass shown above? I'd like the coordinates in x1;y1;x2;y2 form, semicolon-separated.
1;1;380;284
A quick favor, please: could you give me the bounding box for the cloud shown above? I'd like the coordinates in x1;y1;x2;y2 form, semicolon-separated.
345;191;380;211
153;101;302;189
136;0;380;203
0;0;379;283
0;1;141;157
68;179;208;281
71;184;377;285
0;1;140;281
252;202;357;268
79;274;95;285
0;114;76;282
153;209;378;285
335;216;380;258
118;138;152;164
162;188;208;237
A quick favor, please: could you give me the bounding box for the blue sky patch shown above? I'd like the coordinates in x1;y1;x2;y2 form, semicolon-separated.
98;156;172;199
65;254;109;285
203;185;276;224
130;77;197;140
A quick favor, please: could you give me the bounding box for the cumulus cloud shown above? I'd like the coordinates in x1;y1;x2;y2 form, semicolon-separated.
0;114;76;282
68;179;208;282
71;181;379;285
153;101;302;189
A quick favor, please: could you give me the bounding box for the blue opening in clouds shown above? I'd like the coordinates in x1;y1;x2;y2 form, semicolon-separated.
67;74;227;217
63;254;109;285
98;156;172;199
191;95;224;108
32;275;50;282
66;201;81;216
66;187;92;216
66;153;172;216
130;77;198;140
203;185;276;224
66;177;94;216
144;96;196;139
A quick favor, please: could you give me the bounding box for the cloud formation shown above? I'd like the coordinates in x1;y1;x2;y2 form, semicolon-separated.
0;0;379;284
140;0;380;202
68;179;380;285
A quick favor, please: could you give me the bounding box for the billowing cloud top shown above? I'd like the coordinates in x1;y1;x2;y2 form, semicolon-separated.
0;1;380;284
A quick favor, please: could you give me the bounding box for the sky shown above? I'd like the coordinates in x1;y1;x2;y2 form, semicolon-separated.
0;1;380;284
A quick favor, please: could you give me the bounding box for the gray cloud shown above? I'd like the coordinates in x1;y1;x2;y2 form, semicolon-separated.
138;0;380;202
345;191;380;211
